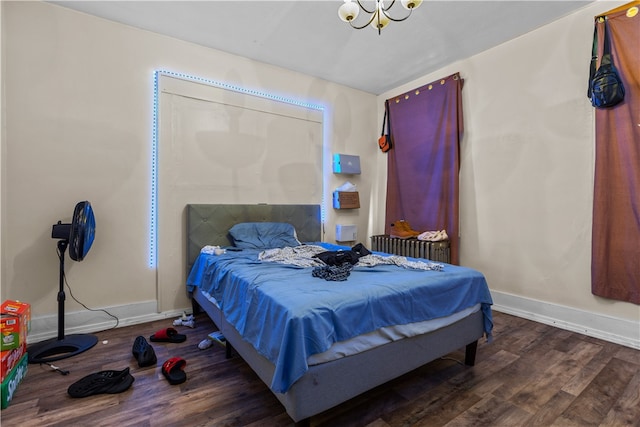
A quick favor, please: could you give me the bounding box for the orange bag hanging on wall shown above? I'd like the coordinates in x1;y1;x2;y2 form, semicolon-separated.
378;100;393;152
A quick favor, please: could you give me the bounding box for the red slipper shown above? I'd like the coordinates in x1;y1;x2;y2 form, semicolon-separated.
162;357;187;385
150;327;186;343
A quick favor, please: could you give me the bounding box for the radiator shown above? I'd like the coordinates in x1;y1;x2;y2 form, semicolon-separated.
370;235;450;264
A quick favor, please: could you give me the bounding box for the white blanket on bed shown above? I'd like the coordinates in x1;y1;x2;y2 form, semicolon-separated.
256;244;444;271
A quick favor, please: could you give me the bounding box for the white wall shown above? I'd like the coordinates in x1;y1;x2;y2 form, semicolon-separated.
3;1;637;349
1;1;376;340
378;1;639;348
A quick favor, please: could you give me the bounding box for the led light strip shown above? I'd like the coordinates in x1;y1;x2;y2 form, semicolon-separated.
150;70;326;268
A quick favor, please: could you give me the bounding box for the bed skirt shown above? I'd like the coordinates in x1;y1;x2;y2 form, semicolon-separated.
192;286;483;422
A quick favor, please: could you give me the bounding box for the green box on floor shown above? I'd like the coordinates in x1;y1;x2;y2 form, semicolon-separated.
1;353;27;409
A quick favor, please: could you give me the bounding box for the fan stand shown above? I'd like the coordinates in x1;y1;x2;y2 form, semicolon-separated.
28;240;98;364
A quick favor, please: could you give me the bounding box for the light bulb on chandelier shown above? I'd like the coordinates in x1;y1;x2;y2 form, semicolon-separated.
338;0;423;34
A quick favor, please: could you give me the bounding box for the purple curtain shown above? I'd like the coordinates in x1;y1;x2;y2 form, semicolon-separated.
591;4;640;304
384;73;464;264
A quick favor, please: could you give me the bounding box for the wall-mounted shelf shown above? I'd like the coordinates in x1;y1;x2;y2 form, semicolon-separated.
333;154;361;175
333;191;360;209
336;224;358;242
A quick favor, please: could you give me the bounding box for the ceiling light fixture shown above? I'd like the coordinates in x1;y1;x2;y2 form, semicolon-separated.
338;0;423;34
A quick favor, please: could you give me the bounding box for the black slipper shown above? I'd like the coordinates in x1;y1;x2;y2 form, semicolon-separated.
105;371;135;394
68;368;135;398
132;336;157;367
162;357;187;385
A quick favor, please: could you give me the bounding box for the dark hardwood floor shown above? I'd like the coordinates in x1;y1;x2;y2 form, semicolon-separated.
2;311;638;426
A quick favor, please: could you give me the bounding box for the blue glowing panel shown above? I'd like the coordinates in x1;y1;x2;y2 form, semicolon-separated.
332;154;361;174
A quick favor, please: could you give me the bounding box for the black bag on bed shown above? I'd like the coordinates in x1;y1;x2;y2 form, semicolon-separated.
314;250;358;266
314;243;371;266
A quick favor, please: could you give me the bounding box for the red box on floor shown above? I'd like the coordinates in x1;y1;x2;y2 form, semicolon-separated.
0;315;21;352
1;353;28;409
0;342;26;383
0;301;30;351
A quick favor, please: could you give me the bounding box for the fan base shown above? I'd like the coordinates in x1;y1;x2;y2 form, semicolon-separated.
27;334;99;364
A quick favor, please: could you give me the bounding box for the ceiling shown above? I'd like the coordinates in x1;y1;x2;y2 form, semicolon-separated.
50;1;593;95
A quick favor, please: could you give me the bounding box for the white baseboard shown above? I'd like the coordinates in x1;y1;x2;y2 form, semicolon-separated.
27;300;192;344
27;293;640;351
491;290;640;350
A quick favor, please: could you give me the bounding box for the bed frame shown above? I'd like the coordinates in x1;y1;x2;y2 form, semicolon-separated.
186;204;484;424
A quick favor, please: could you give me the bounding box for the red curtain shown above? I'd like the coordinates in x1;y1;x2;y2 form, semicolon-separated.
384;73;464;264
591;3;640;304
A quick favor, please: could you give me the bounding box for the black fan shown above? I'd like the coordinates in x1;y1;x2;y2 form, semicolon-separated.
28;201;99;364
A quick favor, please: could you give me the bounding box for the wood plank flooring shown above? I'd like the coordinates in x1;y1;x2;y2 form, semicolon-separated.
2;311;638;426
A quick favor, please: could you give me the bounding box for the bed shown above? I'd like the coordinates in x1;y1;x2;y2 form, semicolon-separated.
185;204;493;424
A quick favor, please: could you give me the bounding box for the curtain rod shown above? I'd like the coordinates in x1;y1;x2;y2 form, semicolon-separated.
595;0;639;19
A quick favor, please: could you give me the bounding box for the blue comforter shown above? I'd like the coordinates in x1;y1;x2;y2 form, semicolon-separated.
187;243;493;393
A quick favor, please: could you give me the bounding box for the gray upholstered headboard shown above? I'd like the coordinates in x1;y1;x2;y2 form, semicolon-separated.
186;204;322;271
